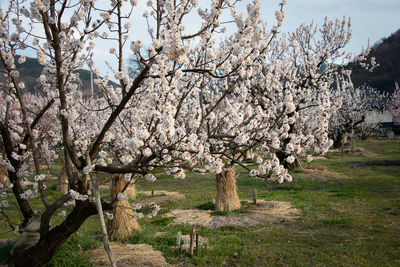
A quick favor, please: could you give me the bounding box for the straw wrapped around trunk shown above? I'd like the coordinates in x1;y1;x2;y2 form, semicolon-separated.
107;175;140;241
215;164;241;211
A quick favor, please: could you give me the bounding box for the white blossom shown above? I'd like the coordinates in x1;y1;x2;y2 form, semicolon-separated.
105;212;114;220
58;210;66;217
145;173;156;182
117;192;128;201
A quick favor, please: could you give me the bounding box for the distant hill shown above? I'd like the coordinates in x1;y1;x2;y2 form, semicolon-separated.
351;29;400;95
0;56;116;97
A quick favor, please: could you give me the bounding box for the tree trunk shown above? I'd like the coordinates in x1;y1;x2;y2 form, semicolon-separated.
286;158;302;171
13;201;98;267
276;151;302;171
0;165;9;187
56;164;68;194
215;165;241;211
332;132;346;149
107;175;140;241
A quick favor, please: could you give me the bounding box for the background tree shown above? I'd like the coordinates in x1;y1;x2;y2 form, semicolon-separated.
202;17;358;210
329;82;387;148
388;82;400;125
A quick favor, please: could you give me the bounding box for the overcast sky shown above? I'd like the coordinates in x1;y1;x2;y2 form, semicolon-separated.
1;0;399;76
264;0;400;53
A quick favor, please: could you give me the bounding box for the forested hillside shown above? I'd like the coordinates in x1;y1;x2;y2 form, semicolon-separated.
351;29;400;95
0;55;105;96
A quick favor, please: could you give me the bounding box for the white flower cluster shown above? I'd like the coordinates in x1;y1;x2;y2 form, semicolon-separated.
147;202;160;218
166;168;185;179
0;200;9;208
58;210;66;217
388;83;400;125
105;211;114;220
117;192;129;201
145;174;156;182
20;189;39;200
34;174;46;181
69;190;89;201
83;165;94;175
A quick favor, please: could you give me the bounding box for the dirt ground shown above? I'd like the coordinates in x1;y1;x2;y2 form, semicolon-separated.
164;200;300;228
136;191;185;206
293;165;346;181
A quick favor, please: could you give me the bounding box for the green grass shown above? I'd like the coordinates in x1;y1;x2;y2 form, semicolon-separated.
132;139;400;266
0;240;13;265
1;139;400;266
44;233;100;267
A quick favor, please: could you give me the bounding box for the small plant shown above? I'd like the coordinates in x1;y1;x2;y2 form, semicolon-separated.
211;210;232;216
151;216;175;226
197;201;215;211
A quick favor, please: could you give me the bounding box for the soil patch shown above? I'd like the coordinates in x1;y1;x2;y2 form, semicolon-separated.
346;160;400;167
136;191;185;206
164;201;300;228
90;242;171;267
293;166;345;181
313;156;328;160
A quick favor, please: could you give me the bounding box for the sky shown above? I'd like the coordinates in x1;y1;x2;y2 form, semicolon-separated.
266;0;400;54
1;0;399;77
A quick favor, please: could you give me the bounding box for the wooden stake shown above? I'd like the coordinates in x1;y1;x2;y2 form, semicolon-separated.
252;188;257;205
176;231;181;246
86;153;116;267
190;228;196;256
195;233;199;256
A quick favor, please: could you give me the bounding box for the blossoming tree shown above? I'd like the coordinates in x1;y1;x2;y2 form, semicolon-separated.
329;82;387;148
0;0;291;265
199;17;356;210
0;0;380;264
388;82;400;125
248;18;354;171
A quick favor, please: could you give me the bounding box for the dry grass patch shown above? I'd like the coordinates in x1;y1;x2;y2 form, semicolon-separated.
90;242;171;267
136;191;185;206
164;200;300;228
293;165;346;181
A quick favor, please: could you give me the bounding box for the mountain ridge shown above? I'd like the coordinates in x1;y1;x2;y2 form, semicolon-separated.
0;55;113;96
351;29;400;95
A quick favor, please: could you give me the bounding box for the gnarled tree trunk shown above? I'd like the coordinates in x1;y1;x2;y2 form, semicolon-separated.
13;201;98;267
215;165;241;211
107;175;140;241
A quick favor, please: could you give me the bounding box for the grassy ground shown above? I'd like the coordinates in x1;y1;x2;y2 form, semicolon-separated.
1;139;400;266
